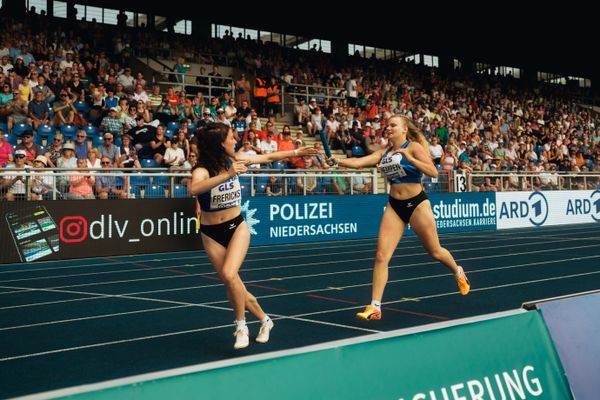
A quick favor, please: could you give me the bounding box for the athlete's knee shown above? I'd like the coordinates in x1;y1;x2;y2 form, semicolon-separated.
374;250;391;265
218;269;239;285
428;247;446;261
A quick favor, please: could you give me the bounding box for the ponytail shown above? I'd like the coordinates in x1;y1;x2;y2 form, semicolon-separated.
394;114;430;156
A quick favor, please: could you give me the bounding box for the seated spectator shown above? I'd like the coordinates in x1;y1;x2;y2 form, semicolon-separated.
44;132;63;168
30;155;56;200
164;137;186;168
87;148;101;169
2;149;30;200
430;136;444;165
74;129;90;159
351;173;372;194
296;157;317;194
101;107;124;136
6;87;31;130
147;85;163;112
0;128;13;166
150;125;168;165
15;130;42;165
332;174;349;195
259;131;278;154
96;157;127;199
266;175;282;196
52;90;76;125
236;141;259;168
28;90;49;129
119;134;141;168
132;84;148;104
289;139;307;168
57;142;78;190
67;158;96;199
97;132;121;165
294;98;310;127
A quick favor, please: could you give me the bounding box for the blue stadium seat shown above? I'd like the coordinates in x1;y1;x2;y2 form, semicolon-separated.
141;159;159;169
114;136;122;147
0;122;8;133
144;185;165;199
37;124;56;138
4;134;17;145
73;101;90;116
239;176;252;197
130;173;151;187
13;123;33;136
33;134;45;146
92;136;104;147
272;161;287;170
153;173;169;187
167;121;180;132
128;186;142;199
186;123;197;133
82;125;99;138
318;176;332;194
256;176;269;187
60;124;77;140
164;129;174;139
172;184;189;198
351;145;366;157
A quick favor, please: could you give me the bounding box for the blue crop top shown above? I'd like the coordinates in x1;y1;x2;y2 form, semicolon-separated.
378;140;423;184
197;161;242;212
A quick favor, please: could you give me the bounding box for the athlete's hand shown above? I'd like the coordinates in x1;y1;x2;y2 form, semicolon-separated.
395;147;414;163
297;146;319;156
228;160;248;177
326;157;339;167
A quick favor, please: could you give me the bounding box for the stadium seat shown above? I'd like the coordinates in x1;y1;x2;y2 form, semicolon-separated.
59;124;77;140
128;186;142;199
167;121;180;132
318;176;332;194
92;136;104;147
13;123;33;136
153;173;169;187
351;145;366;157
141;159;159;169
0;122;8;133
239;176;252;197
37;124;56;138
73;101;90;116
272;161;287;169
164;129;174;139
172;184;189;198
186;123;197;133
81;125;99;138
33;134;45;146
144;185;165;199
130;172;151;187
114;136;122;147
4;134;17;146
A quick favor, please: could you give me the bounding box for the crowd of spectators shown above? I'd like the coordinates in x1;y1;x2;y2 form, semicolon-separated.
0;10;599;201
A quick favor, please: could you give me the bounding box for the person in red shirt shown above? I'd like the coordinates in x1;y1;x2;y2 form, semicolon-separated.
0;128;13;166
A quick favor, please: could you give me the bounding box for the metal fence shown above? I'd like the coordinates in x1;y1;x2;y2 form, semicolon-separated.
467;172;600;192
0;168;378;201
156;71;235;100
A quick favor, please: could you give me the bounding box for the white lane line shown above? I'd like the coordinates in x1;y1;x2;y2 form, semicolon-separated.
2;253;598;330
2;268;597;363
1;223;597;275
0;234;565;284
2;242;599;309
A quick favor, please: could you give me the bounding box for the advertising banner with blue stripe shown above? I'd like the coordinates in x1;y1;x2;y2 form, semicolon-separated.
496;190;600;229
242;193;497;246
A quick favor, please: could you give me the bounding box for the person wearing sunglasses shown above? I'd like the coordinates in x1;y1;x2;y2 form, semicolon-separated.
1;149;31;201
95;157;127;199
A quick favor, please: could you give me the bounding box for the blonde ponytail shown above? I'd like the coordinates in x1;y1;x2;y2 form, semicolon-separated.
394;114;430;155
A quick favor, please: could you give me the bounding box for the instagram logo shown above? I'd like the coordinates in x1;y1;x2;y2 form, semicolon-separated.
60;216;88;243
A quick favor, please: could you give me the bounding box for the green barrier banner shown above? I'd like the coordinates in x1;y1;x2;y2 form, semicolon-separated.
59;311;572;400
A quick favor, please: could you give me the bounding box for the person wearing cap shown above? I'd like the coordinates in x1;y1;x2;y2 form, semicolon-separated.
14;130;42;165
215;107;231;127
30;155;56;200
100;107;124;136
98;132;121;165
52;89;76;125
235;140;260;169
0;129;13;166
56;141;77;191
1;56;13;78
163;135;186;168
2;148;31;200
259;131;278;154
117;68;134;93
289;139;307;169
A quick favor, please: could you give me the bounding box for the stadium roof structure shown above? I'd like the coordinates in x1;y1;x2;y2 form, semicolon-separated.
33;1;600;86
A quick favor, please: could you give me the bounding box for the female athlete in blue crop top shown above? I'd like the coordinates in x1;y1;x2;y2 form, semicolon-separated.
332;115;470;321
189;122;317;349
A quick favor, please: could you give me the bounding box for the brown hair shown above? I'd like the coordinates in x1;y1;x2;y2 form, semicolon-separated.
392;114;430;155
